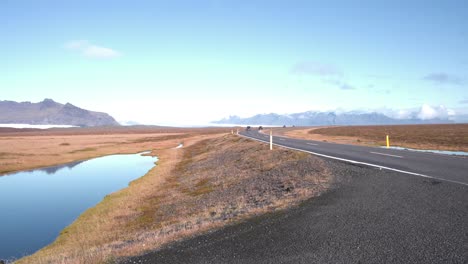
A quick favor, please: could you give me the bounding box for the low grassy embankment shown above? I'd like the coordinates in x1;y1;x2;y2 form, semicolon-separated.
17;134;332;263
284;124;468;152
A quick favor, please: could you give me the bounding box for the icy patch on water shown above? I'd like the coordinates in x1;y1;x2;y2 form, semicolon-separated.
382;146;468;156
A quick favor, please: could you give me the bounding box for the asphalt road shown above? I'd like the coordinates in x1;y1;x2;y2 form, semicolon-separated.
124;131;468;264
241;130;468;186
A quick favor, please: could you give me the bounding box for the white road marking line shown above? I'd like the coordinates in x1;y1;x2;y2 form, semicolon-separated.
370;152;403;158
307;143;318;146
239;134;468;187
279;138;286;141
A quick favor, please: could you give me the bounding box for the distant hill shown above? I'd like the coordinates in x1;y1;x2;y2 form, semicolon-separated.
0;99;120;127
214;111;452;126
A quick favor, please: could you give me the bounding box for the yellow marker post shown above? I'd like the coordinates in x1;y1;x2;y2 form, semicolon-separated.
386;135;390;148
270;130;273;150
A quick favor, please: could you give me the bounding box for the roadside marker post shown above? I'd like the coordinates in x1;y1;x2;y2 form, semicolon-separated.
231;130;233;135
270;130;273;150
386;135;390;148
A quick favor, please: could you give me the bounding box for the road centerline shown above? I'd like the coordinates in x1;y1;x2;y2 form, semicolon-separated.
239;132;468;187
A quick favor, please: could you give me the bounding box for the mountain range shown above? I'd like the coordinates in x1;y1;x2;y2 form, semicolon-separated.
214;111;454;126
0;99;119;127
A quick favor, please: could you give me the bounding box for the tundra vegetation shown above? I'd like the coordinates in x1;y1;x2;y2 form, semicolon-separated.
283;124;468;152
0;126;221;176
1;127;332;263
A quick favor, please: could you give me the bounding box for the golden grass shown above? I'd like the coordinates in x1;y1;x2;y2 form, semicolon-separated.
282;124;468;152
15;133;331;264
0;126;236;175
0;132;189;175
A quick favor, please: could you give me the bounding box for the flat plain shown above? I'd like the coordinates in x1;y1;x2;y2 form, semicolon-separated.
1;126;332;263
0;126;225;176
282;124;468;152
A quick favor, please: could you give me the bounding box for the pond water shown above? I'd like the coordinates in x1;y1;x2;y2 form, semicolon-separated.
0;152;157;261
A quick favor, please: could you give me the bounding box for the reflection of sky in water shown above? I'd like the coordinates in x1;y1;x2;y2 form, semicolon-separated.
0;153;157;261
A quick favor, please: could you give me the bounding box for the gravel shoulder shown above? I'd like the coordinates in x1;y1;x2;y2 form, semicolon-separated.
123;158;468;264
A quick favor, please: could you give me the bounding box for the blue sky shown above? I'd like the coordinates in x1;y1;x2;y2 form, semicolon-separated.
2;0;467;125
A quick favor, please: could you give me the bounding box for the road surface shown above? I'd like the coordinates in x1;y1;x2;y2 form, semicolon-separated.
241;130;468;186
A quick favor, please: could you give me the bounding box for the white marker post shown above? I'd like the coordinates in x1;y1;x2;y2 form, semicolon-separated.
270;130;273;150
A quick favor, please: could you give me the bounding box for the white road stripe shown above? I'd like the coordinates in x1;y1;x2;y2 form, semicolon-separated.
307;143;318;146
279;138;286;141
239;134;468;187
370;152;403;158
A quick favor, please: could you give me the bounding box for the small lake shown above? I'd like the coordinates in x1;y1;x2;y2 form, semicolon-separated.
0;152;157;261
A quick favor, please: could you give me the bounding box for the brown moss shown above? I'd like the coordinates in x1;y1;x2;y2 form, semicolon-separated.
282;124;468;152
310;124;468;151
68;147;97;153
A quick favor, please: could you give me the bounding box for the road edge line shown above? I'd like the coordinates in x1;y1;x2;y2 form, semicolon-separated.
239;134;468;187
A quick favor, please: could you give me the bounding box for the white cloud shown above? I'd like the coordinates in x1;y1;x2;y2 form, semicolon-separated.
65;40;121;59
422;72;463;85
83;45;120;59
379;104;456;120
395;109;413;119
417;104;454;120
65;40;89;50
323;79;357;91
292;62;357;91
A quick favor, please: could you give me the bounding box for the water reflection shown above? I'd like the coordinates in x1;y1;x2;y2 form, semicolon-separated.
0;152;157;261
37;160;85;174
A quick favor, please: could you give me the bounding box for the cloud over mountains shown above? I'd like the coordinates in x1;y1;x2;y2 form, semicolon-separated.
214;104;460;126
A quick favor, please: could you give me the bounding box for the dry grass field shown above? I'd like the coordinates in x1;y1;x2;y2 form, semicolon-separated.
0;126;228;176
3;127;332;263
283;124;468;152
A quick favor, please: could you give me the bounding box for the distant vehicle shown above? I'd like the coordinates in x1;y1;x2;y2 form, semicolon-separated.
258;126;263;130
246;126;251;131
